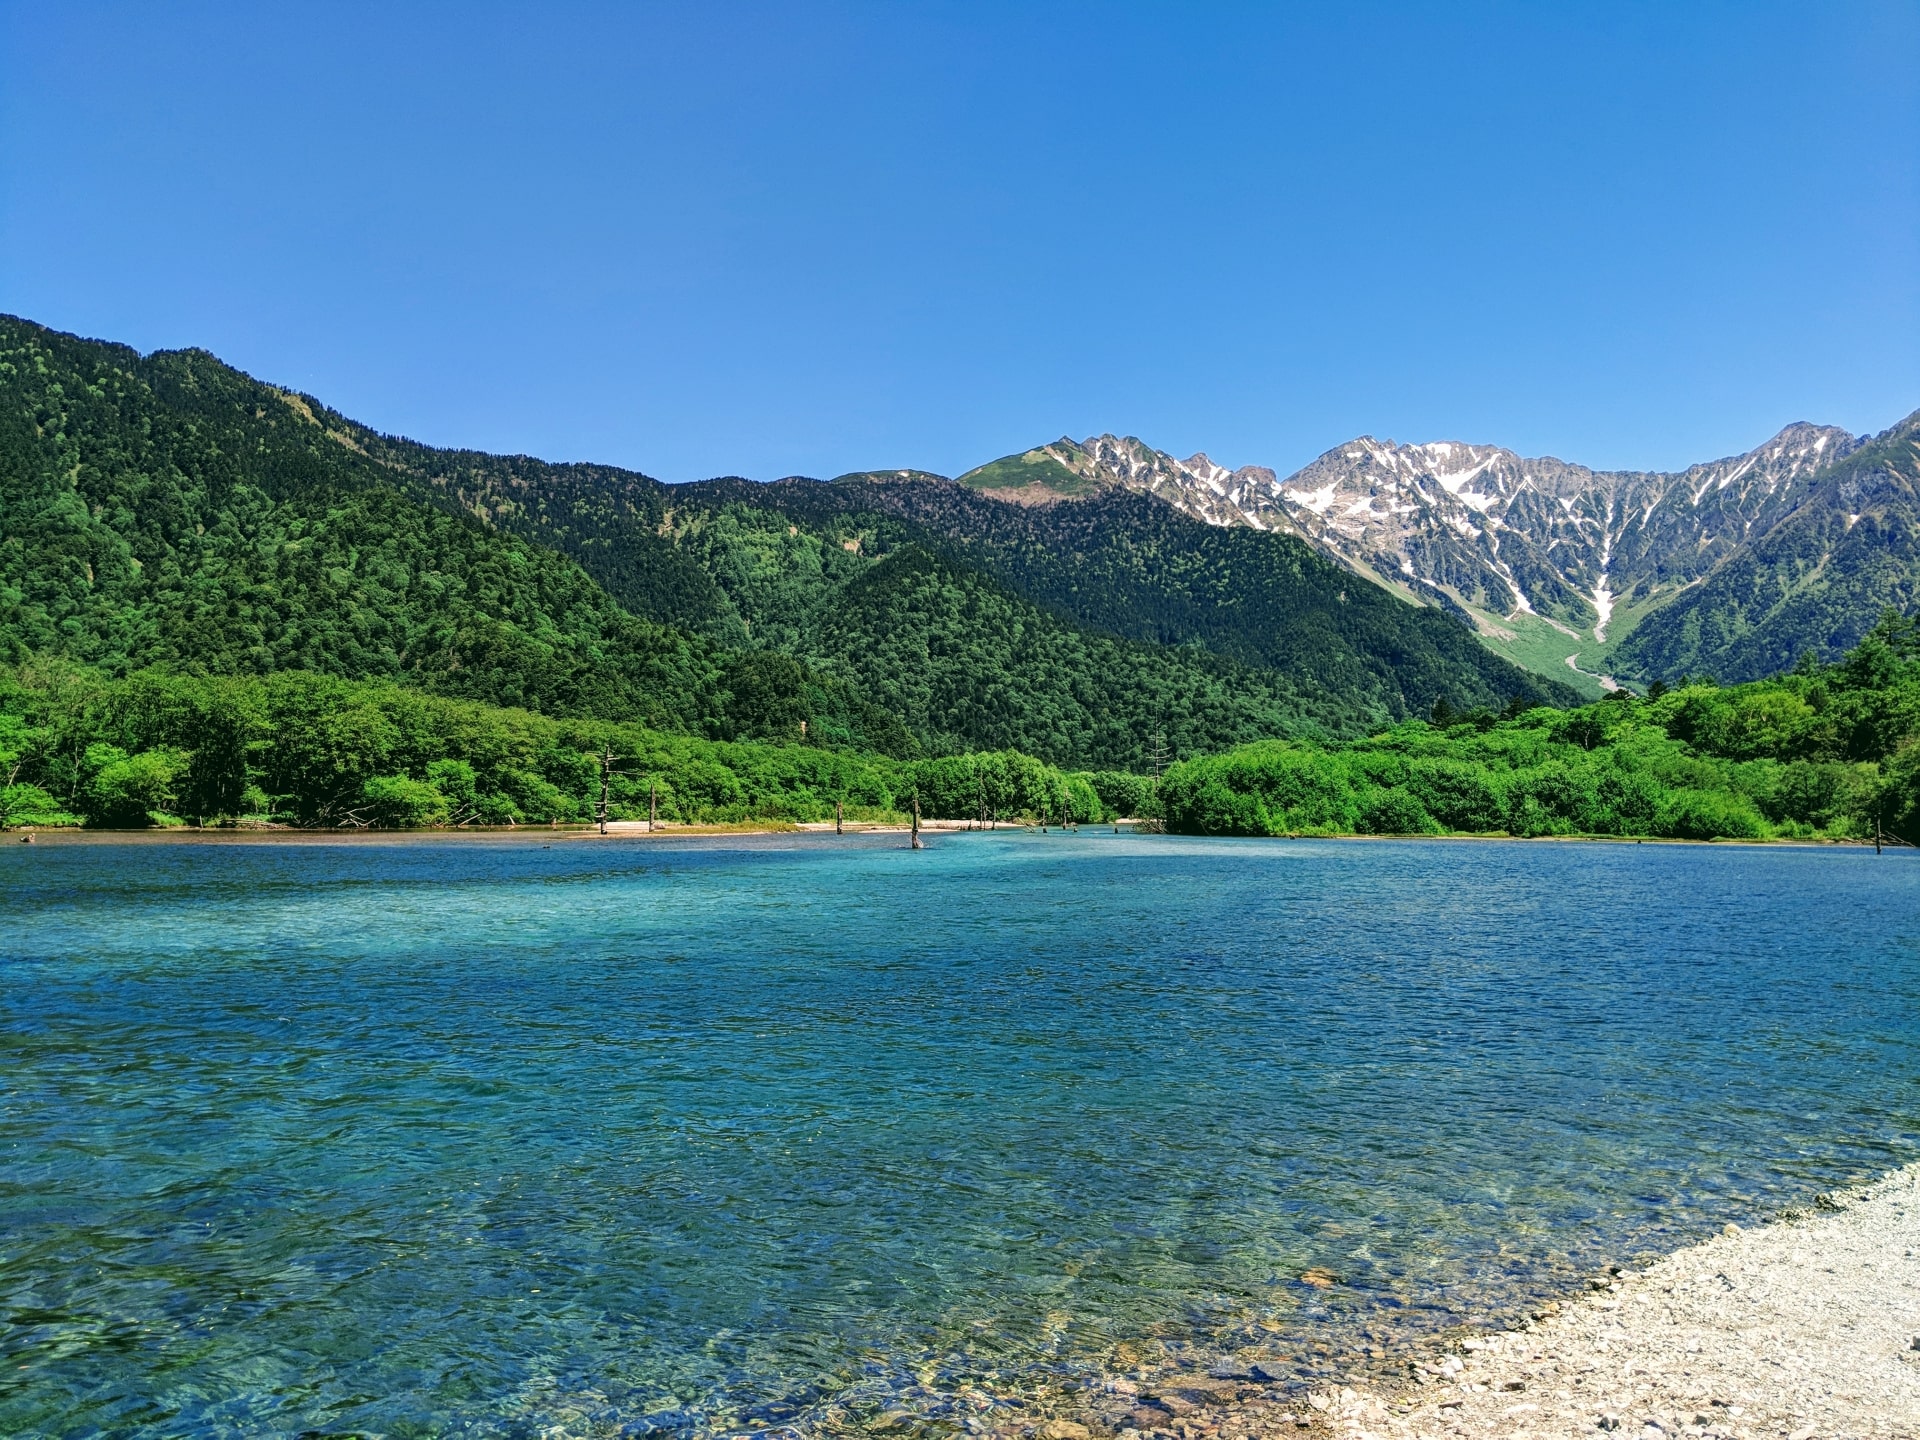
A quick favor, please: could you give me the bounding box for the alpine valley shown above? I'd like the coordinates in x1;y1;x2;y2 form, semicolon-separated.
0;314;1571;777
2;310;1916;789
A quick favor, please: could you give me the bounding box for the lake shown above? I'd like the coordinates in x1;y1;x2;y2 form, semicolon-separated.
2;832;1916;1437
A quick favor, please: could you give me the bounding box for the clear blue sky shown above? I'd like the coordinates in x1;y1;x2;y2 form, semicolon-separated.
3;2;1916;482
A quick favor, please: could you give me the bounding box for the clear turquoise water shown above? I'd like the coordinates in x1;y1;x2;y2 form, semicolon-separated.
2;832;1917;1438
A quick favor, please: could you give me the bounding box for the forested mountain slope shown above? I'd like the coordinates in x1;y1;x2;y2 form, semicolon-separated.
345;433;733;634
675;473;1579;719
0;316;898;745
287;425;1438;760
295;358;1574;738
786;545;1370;765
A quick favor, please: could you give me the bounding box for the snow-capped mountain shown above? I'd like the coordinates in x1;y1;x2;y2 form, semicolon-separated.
963;424;1864;650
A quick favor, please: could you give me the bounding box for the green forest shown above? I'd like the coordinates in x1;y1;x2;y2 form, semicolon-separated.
1159;612;1920;844
0;662;1131;831
5;616;1915;840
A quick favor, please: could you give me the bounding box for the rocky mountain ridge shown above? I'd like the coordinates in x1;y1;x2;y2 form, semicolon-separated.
970;426;1862;631
958;418;1910;686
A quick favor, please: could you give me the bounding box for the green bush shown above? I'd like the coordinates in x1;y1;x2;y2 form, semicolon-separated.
1157;616;1920;841
0;783;76;827
84;744;193;826
1655;788;1767;841
1356;787;1441;835
1875;740;1920;843
361;774;451;828
1407;758;1506;831
1084;770;1155;818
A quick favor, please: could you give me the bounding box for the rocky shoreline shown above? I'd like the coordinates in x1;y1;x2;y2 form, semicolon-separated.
791;1161;1918;1440
1088;1166;1920;1440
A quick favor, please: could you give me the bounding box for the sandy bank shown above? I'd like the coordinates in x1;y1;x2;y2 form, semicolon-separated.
1319;1165;1920;1440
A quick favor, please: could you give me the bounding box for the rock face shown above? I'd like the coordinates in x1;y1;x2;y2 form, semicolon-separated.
1613;415;1920;681
965;427;1863;646
1261;425;1862;643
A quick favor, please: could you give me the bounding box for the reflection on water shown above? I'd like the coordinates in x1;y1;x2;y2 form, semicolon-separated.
2;833;1916;1436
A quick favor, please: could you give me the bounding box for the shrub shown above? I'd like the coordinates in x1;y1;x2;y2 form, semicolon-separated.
1877;741;1920;844
426;759;480;817
84;744;193;826
1356;787;1441;835
1589;761;1663;835
1655;788;1766;841
361;774;451;828
1504;762;1594;834
1407;758;1506;831
1084;770;1155;819
0;783;77;827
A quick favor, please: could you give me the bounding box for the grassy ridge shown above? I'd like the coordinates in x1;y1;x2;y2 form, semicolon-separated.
1160;613;1920;843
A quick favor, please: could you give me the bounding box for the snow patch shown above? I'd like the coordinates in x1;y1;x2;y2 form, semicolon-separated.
1431;453;1497;495
1286;484;1338;514
1592;576;1613;643
1716;456;1756;490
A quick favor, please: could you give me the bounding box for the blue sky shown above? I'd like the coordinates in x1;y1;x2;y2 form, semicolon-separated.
2;2;1916;481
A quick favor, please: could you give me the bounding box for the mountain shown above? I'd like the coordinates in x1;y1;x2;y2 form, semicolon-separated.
959;417;1916;690
681;473;1573;722
0;314;1568;772
297;393;1575;741
1612;412;1920;681
0;322;686;722
961;435;1289;530
333;441;1569;760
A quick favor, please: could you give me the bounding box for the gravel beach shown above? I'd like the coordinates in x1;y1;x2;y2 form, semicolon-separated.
1325;1164;1920;1440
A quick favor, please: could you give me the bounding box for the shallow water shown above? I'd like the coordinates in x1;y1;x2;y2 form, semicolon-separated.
2;833;1917;1437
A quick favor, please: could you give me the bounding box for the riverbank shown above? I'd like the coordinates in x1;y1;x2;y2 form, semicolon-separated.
3;817;1128;843
1296;1165;1920;1440
4;822;1891;847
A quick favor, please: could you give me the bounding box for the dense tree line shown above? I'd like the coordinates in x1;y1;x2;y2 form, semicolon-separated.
1160;613;1920;843
0;663;1122;830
